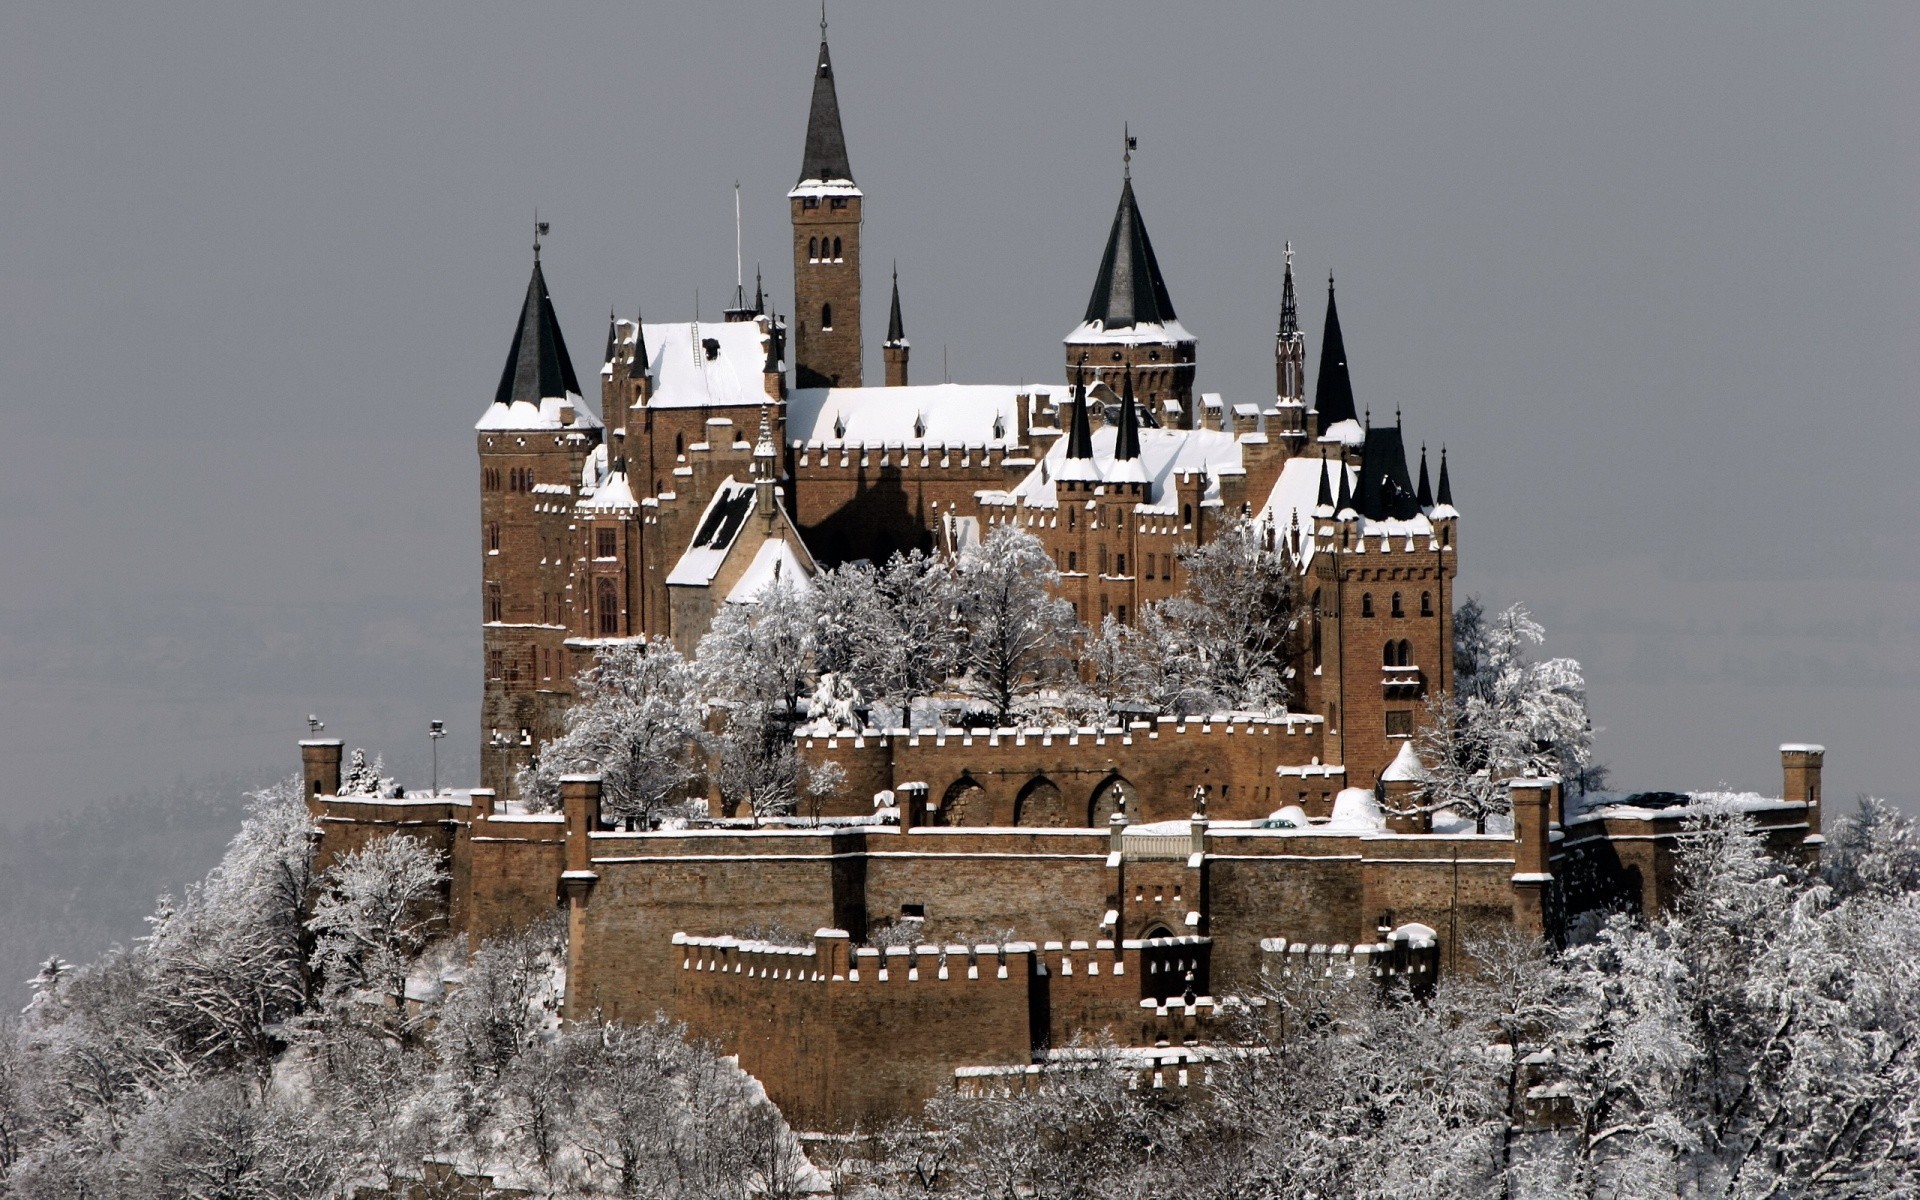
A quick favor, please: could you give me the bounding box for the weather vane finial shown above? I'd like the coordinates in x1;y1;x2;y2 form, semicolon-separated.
821;0;828;40
533;209;549;261
1123;123;1136;179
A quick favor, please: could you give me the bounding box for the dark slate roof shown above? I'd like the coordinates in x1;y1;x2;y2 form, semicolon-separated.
1279;252;1299;339
1065;366;1095;459
1437;448;1453;506
493;261;582;408
1114;368;1142;461
1356;424;1421;521
885;267;905;344
1317;455;1334;509
798;40;854;184
1313;275;1356;435
1416;445;1433;509
691;484;754;550
632;308;649;375
1082;178;1178;330
1335;455;1355;514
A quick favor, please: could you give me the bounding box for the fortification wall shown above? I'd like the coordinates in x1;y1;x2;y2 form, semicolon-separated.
860;828;1109;946
671;932;1038;1130
799;714;1329;827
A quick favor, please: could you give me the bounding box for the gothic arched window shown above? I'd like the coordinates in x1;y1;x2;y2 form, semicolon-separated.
1391;591;1405;618
832;236;842;260
674;432;684;457
1361;593;1375;618
821;303;833;331
1421;590;1434;617
808;236;818;260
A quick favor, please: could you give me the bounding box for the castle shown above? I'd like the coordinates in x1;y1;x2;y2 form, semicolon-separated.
304;25;1828;1132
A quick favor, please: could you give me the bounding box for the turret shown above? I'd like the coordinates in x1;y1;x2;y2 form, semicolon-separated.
1314;273;1359;444
883;264;909;388
1063;138;1197;426
1274;242;1309;451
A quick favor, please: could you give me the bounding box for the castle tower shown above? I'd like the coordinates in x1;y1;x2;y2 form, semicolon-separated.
476;251;601;797
1273;243;1309;452
790;23;862;390
1064;150;1197;427
883;264;908;387
1313;274;1359;443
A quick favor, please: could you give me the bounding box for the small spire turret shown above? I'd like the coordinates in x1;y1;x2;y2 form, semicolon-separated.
1114;365;1142;462
1314;272;1357;436
1436;446;1453;507
1416;444;1433;509
1065;359;1096;461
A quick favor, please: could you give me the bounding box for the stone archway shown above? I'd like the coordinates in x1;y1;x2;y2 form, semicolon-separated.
1088;774;1132;828
1014;776;1067;828
942;775;991;827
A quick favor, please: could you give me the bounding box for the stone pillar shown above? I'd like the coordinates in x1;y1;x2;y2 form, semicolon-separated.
558;774;602;1020
1509;777;1557;936
300;739;343;812
814;928;851;980
560;775;603;873
897;782;928;832
1781;743;1826;843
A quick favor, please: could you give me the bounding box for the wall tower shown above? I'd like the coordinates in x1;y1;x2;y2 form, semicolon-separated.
883;265;908;387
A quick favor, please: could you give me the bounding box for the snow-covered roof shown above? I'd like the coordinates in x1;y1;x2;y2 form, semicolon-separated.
665;479;757;588
989;424;1242;514
725;539;813;604
787;383;1064;449
1252;454;1437;571
1380;741;1431;783
580;467;637;511
608;318;774;410
1326;786;1387;833
1319;418;1365;448
474;392;599;432
1062;318;1195;346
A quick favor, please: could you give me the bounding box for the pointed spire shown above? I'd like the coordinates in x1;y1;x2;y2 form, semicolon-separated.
798;26;854;184
1082;176;1177;330
885;263;905;345
1416;444;1433;508
632;307;649;376
1314;273;1357;435
1279;242;1298;338
492;259;581;408
1334;457;1355;517
603;308;617;365
754;265;765;316
1437;446;1453;507
1065;359;1095;460
1114;365;1142;461
1316;454;1334;511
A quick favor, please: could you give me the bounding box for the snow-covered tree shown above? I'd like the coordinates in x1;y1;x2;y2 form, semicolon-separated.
338;747;391;797
1157;516;1297;712
952;525;1076;723
1414;602;1593;831
697;579;816;719
521;640;703;828
307;833;446;1026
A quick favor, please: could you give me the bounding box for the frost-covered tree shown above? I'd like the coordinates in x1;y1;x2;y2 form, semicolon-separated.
1414;602;1593;831
521;640;702;828
953;525;1076;723
698;582;820;820
1157;517;1297;712
812;552;962;721
307;833;446;1026
338;747;391;797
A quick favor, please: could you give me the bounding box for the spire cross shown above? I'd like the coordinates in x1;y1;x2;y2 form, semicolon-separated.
532;210;549;260
1123;123;1136;179
821;0;827;40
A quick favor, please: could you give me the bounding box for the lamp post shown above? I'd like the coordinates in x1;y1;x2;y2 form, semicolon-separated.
429;720;446;795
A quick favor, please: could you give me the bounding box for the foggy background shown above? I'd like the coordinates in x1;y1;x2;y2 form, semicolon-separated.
0;3;1913;987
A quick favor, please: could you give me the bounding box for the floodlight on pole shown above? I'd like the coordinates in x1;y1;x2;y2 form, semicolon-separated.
429;720;446;795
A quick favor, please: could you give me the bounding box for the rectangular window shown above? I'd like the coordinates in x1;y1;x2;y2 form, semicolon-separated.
487;649;504;680
1116;605;1129;626
1385;709;1414;738
1068;551;1077;572
1145;553;1156;579
1115;553;1126;576
595;527;617;559
486;584;502;622
830;196;848;210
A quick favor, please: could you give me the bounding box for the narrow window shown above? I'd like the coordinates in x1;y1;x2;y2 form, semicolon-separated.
1145;552;1155;579
1362;593;1374;618
1099;546;1109;574
488;649;504;679
674;432;684;457
832;236;842;260
1067;550;1077;571
1117;604;1129;626
1421;590;1434;617
808;236;818;260
597;578;618;636
1400;638;1413;665
595;527;617;559
1391;591;1405;618
821;303;833;331
1116;552;1126;576
1182;504;1193;527
1441;526;1451;547
487;522;500;552
486;583;502;622
1384;642;1398;667
1068;508;1077;531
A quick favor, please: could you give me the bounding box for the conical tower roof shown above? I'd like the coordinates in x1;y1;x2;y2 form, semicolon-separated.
1436;447;1454;508
1314;274;1357;435
492;260;582;409
798;38;854;185
1114;366;1142;461
885;265;905;345
1081;178;1178;331
1416;445;1433;509
1316;454;1334;511
1356;423;1420;521
1334;456;1355;516
1279;245;1299;339
1065;363;1096;461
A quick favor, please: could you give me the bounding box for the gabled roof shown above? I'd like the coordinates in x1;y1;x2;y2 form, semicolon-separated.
1313;275;1357;436
796;39;854;187
1066;178;1189;345
605;318;774;410
787;382;1062;449
666;480;757;588
476;261;598;432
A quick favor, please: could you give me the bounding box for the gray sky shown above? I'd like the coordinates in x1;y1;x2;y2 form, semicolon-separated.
1;3;1913;818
